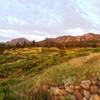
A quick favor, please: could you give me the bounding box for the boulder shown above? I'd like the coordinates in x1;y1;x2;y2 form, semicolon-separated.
90;85;99;94
82;97;88;100
73;90;83;100
80;80;91;89
50;87;60;96
58;89;68;96
89;94;100;100
65;85;75;93
83;90;90;99
75;85;81;90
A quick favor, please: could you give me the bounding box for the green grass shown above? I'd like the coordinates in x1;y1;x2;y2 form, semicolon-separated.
0;47;100;99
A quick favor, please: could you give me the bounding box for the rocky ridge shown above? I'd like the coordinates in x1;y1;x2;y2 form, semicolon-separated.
38;75;100;100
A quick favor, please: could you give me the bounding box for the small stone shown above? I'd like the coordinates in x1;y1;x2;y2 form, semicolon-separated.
73;90;83;100
80;80;91;89
59;89;68;96
50;87;60;96
97;80;100;87
41;84;50;90
90;94;100;100
90;85;99;94
65;85;75;93
75;85;81;90
92;80;97;85
58;84;65;89
83;90;90;99
82;97;88;100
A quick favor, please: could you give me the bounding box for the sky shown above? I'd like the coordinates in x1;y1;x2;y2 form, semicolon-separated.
0;0;100;41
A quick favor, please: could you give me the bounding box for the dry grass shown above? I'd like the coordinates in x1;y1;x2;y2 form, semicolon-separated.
0;47;100;100
68;53;100;67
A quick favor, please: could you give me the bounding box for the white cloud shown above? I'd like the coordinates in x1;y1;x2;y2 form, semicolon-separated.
63;28;86;36
6;16;29;25
0;0;100;42
75;0;100;26
0;29;47;41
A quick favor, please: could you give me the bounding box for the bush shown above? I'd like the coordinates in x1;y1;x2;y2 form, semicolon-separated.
0;86;17;100
32;88;52;100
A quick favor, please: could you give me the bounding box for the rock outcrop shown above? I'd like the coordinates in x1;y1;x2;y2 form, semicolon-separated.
44;76;100;100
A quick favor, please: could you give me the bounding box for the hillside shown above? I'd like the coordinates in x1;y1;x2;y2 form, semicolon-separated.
55;33;100;42
1;33;100;48
39;33;100;46
0;47;100;100
7;38;30;46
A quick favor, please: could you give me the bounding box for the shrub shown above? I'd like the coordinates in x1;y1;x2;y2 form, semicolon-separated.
32;88;52;100
0;86;17;100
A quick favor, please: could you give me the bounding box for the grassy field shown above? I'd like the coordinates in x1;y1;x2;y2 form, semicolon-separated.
0;47;100;100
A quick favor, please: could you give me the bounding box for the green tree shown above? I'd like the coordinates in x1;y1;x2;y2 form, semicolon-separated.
0;43;5;54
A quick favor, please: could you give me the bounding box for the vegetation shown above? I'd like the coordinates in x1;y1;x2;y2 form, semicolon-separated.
0;47;100;99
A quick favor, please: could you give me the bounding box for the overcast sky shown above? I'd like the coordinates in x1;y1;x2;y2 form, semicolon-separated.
0;0;100;41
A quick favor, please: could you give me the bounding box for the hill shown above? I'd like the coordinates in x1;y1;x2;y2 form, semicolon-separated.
1;33;100;48
7;38;30;46
55;33;100;43
0;47;100;100
38;33;100;47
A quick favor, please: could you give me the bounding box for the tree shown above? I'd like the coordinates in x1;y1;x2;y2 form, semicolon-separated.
59;49;66;58
15;42;21;48
5;44;11;49
0;43;5;54
91;41;96;47
32;40;36;47
22;41;27;48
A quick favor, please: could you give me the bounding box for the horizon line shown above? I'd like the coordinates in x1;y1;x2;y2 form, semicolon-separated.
0;32;100;43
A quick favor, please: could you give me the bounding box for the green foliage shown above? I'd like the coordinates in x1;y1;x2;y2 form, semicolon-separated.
0;86;17;100
32;89;52;100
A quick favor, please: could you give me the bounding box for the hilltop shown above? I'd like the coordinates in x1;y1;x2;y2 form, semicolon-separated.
3;33;100;48
7;38;30;46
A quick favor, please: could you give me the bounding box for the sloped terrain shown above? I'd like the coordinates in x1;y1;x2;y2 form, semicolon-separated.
0;47;100;100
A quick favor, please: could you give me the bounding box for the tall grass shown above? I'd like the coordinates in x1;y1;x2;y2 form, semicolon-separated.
0;47;100;100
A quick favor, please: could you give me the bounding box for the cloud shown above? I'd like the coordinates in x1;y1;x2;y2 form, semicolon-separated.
5;16;28;25
75;0;100;26
0;0;100;41
63;28;86;36
0;29;49;41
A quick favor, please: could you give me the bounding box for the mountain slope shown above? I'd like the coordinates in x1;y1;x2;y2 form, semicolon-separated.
3;33;100;47
52;33;100;43
8;38;30;46
38;33;100;47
